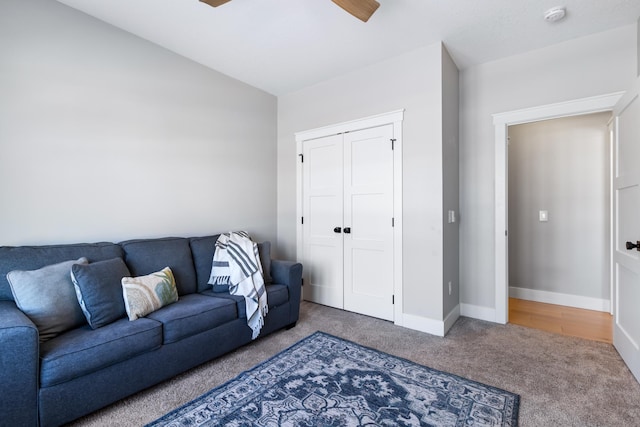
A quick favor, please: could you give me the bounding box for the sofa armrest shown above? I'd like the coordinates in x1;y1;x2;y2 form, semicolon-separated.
0;300;39;426
270;260;302;324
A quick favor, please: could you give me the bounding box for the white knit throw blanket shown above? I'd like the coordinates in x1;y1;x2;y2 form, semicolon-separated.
209;231;267;339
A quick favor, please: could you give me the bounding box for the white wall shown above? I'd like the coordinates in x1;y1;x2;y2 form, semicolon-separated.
441;47;460;316
0;0;277;246
277;43;449;321
508;113;611;303
459;25;637;313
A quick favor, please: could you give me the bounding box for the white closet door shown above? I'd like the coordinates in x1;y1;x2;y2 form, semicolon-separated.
302;134;344;309
343;125;395;321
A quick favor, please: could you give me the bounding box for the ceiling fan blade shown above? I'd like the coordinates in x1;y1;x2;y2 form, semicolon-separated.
332;0;380;22
199;0;232;7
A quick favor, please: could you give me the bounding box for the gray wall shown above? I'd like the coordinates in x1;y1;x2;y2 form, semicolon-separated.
459;25;636;313
508;113;611;301
0;0;277;246
277;43;452;321
441;46;460;316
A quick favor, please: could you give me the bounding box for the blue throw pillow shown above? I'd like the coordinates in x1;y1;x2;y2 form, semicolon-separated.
71;258;130;329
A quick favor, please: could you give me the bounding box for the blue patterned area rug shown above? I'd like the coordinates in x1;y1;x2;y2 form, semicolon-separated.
147;332;519;426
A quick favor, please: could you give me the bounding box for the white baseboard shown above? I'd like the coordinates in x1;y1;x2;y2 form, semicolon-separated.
460;303;497;323
398;305;460;337
509;286;610;312
402;313;446;337
443;304;460;335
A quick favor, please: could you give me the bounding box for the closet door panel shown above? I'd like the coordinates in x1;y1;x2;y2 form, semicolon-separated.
302;134;344;309
343;125;394;321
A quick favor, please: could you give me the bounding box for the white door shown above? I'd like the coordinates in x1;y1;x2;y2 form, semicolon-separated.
301;125;395;321
613;76;640;383
302;134;344;308
343;125;395;321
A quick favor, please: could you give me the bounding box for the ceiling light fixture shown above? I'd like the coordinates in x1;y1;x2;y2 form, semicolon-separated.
544;6;566;23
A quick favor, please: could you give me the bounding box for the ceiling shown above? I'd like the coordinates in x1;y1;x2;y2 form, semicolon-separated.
56;0;640;96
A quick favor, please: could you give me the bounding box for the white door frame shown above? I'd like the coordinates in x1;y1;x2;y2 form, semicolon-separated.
492;93;624;324
295;110;404;323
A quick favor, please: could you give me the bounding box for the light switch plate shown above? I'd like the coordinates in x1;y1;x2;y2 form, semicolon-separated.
539;210;548;222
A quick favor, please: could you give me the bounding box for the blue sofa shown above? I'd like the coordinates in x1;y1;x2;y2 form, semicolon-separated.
0;235;302;427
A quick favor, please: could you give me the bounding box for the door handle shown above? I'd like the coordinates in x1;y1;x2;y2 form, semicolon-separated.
334;227;342;233
626;241;640;251
344;227;351;234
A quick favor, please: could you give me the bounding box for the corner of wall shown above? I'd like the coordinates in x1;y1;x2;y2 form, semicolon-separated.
443;304;460;335
399;303;460;337
460;303;498;323
441;41;461;319
400;313;446;337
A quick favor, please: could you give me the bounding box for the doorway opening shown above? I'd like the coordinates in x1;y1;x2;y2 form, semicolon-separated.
493;92;624;324
506;113;613;342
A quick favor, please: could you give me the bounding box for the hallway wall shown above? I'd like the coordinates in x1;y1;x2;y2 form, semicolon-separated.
508;112;611;309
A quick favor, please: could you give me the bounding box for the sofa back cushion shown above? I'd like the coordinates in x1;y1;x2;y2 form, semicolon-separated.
0;243;124;301
257;241;272;285
190;235;273;293
189;235;220;293
119;237;196;296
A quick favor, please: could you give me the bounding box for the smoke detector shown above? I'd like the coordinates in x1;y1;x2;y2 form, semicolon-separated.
544;6;566;22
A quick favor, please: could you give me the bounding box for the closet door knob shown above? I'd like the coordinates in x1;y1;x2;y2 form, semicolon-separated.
334;227;342;233
344;227;351;234
626;241;640;251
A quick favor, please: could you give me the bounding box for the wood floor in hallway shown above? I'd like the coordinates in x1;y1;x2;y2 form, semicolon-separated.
508;298;613;344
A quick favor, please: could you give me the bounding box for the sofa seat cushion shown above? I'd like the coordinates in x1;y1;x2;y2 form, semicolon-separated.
201;284;288;319
146;294;237;344
39;317;162;388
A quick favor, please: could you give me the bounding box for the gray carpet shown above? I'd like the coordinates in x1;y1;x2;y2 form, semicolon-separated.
68;301;640;426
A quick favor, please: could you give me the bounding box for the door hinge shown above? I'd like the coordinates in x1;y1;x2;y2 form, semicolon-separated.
299;153;304;163
390;138;396;150
301;216;304;225
392;217;395;227
392;295;395;305
505;230;508;237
